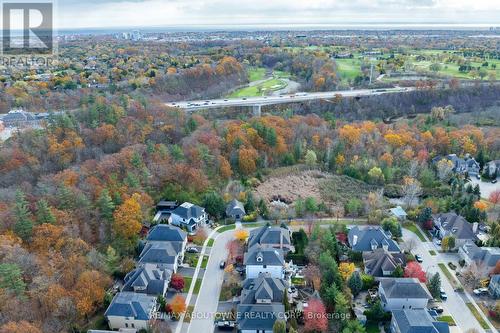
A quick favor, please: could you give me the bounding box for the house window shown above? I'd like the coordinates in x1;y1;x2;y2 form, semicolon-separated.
132;323;135;328
125;323;128;328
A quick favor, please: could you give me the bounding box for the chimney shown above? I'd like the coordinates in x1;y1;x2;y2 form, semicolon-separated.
353;235;358;246
472;222;478;234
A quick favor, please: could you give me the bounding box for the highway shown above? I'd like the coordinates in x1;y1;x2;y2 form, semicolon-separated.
165;87;414;111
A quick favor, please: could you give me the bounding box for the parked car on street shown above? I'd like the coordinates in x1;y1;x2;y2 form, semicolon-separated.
430;306;444;314
440;288;447;300
219;260;226;269
415;255;423;263
186;247;199;253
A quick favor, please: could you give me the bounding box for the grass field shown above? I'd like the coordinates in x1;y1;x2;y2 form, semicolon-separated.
229;78;287;98
183;277;202;294
466;303;490;329
437;315;456;326
403;223;427;242
248;67;266;82
335;58;363;80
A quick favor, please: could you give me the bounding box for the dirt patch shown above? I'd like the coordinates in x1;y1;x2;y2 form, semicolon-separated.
254;169;331;204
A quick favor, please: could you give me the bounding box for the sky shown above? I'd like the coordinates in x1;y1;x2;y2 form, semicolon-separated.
55;0;500;29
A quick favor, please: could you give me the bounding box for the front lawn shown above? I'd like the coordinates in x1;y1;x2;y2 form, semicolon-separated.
184;253;199;267
218;225;236;233
206;238;214;247
201;256;209;269
466;303;490;329
437;315;456;326
404;223;427;241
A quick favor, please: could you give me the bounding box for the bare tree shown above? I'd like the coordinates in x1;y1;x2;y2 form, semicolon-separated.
402;237;418;253
402;177;422;208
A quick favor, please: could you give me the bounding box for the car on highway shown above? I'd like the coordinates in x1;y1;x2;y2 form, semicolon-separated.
219;260;226;269
440;288;447;300
415;255;423;263
186;247;199;253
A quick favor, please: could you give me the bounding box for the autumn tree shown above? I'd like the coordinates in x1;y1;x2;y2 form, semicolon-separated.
303;264;322;290
234;228;249;242
170;274;185;292
170;294;187;317
73;270;110;318
112;193;143;249
489;189;500;209
402;177;422;208
0;321;42;333
404;262;427;283
238;148;258;175
339;262;355;281
436;159;454;182
303;298;328;332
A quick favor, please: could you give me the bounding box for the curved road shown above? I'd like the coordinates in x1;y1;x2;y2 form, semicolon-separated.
166;87;414;111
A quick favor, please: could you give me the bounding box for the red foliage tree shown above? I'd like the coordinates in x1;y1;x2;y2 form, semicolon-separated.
489;189;500;208
170;274;185;291
303;298;328;332
404;261;427;283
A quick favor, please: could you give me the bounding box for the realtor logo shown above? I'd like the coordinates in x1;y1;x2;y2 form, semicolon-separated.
2;2;53;55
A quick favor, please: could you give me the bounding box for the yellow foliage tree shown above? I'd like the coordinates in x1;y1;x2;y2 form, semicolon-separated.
113;193;143;240
234;229;249;242
170;294;187;316
474;201;488;211
339;262;356;280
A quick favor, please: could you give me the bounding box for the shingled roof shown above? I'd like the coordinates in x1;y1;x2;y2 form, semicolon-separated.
248;225;291;251
348;226;401;252
363;249;406;277
244;246;285;266
240;273;287;304
379;278;432;300
146;224;186;242
392;309;450;333
104;292;156;321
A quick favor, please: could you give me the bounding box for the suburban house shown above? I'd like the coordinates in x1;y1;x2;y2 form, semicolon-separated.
104;292;157;331
489;274;500;299
153;200;178;222
432;154;481;176
240;272;287;304
362;249;406;277
244;246;285;279
348;226;401;253
138;242;183;272
247;225;293;253
226;199;246;220
122;264;172;296
378;278;432;311
391;309;450;333
484;160;500;179
458;241;500;272
236;304;286;333
169;202;207;232
432;213;478;249
146;224;187;245
390;206;407;221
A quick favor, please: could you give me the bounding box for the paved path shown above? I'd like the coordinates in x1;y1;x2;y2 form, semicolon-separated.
402;227;497;333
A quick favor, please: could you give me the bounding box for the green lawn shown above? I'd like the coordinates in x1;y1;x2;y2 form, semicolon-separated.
335;58;363;80
437;263;460;289
248;67;266;82
437;315;456;326
200;255;209;269
429;250;437;256
229;78;287;98
206;238;214;247
243;222;265;228
291;277;305;286
184;253;199;267
404;223;427;242
466;303;490;329
183;277;202;294
217;225;236;233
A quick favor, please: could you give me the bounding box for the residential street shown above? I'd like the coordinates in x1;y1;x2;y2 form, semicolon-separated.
186;229;236;333
402;228;497;333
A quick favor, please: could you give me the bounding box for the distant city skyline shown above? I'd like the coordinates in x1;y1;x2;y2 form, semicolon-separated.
56;0;500;29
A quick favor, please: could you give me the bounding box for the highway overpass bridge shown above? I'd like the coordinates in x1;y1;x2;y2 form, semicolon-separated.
165;87;415;115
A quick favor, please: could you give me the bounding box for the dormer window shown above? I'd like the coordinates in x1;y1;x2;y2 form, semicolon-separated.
256;254;263;262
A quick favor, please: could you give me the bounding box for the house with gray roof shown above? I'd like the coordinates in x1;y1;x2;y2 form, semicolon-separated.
240;272;287;305
391;309;449;333
104;292;157;331
122;264;172;296
489;274;500;299
433;213;478;249
348;226;401;253
459;241;500;273
146;224;187;243
244;246;285;279
363;249;406;277
432;154;480;176
247;225;293;253
169;202;207;232
226;199;246;220
378;278;432;311
484;160;500;179
138;242;183;272
236;303;286;333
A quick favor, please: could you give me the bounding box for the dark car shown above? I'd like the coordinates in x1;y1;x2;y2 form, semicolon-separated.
415;255;423;263
219;260;226;269
186;247;199;253
431;306;444;314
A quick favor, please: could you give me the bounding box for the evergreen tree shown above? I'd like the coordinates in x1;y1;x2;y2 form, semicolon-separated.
202;192;225;219
392;265;404;277
35;199;55;224
97;189;115;221
0;263;26;296
272;320;286;333
13;190;33;241
428;272;441;298
244;192;255;213
347;271;362;296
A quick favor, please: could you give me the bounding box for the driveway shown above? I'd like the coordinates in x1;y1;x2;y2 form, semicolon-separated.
469;177;500;199
402;228;496;333
187;229;236;333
